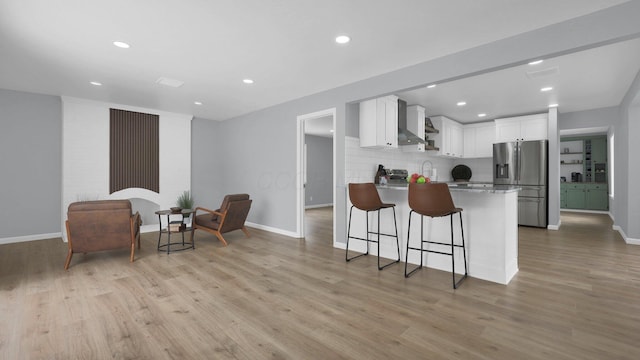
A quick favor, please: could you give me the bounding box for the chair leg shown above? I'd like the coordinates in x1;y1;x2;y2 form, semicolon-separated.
377;207;400;270
241;226;251;238
346;206;367;262
64;249;73;270
405;211;424;277
451;213;468;289
214;231;229;246
460;212;468;277
130;242;135;263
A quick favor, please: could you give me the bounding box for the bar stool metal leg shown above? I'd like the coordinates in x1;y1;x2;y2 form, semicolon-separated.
405;211;426;277
346;206;369;262
451;212;468;289
376;207;400;270
346;206;400;269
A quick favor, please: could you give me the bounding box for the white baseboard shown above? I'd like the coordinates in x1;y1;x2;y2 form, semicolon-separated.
612;225;640;245
560;209;609;214
305;203;333;209
244;221;301;238
0;232;62;245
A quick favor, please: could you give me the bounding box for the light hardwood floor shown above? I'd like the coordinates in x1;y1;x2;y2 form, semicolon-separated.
1;210;639;359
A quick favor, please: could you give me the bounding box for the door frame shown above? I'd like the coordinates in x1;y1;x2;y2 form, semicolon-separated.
296;108;336;244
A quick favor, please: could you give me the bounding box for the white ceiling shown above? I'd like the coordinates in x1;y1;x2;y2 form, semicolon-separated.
0;0;634;121
398;37;640;123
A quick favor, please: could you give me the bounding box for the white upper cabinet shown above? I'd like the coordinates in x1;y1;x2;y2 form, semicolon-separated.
463;121;495;158
431;115;463;158
494;113;548;142
359;95;398;148
401;105;429;153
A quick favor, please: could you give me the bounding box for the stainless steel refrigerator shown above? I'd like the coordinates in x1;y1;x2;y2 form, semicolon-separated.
493;140;548;228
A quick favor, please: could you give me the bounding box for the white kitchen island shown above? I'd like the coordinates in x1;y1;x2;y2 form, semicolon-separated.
346;183;520;285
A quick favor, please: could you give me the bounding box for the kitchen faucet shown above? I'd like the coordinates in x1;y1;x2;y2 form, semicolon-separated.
421;160;433;177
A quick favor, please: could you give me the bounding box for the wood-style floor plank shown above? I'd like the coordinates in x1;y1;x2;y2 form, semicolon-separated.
1;208;640;359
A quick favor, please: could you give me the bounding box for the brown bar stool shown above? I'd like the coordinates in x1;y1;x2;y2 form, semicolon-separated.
404;183;468;288
346;183;400;270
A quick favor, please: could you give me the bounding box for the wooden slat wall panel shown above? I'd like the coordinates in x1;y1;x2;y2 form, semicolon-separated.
109;109;159;194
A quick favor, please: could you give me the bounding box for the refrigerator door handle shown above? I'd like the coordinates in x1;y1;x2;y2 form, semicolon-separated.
515;142;520;182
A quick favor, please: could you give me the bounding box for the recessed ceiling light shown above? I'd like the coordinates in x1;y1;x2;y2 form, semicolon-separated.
478;113;487;117
528;60;544;65
90;81;102;86
457;101;466;106
194;101;202;105
335;35;351;44
540;87;553;92
427;84;437;89
113;41;130;49
548;103;559;108
330;129;334;133
243;79;254;84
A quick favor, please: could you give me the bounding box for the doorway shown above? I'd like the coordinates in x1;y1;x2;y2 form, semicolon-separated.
296;108;336;244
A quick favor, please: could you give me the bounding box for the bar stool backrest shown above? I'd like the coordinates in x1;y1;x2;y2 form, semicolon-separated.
349;183;384;211
408;183;458;218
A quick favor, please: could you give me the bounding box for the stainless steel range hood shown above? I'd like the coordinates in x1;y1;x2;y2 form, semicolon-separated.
397;99;425;145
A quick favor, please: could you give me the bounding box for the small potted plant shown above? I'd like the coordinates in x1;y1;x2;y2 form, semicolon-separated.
176;191;194;227
176;190;194;210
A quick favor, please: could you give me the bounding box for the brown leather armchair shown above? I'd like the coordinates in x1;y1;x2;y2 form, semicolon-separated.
191;194;252;246
64;200;141;269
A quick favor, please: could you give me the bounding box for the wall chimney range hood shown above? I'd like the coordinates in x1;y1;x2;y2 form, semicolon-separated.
397;99;425;145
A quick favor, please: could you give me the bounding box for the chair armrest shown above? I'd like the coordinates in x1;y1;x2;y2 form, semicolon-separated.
195;206;224;217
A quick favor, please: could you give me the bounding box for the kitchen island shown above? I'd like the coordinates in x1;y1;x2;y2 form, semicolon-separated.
347;183;520;285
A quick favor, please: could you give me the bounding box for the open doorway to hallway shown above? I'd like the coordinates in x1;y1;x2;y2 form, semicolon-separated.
304;206;333;243
296;108;336;244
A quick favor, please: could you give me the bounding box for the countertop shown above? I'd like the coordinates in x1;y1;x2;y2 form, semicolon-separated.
376;182;520;194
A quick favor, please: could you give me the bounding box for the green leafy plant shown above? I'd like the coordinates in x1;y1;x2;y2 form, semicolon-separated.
176;190;194;210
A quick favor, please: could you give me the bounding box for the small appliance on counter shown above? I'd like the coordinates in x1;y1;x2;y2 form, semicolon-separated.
571;172;582;182
386;169;409;185
374;164;388;184
451;164;472;182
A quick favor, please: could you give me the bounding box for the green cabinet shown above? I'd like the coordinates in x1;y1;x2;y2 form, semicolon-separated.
585;184;608;210
560;183;608;211
566;185;586;209
591;138;607;163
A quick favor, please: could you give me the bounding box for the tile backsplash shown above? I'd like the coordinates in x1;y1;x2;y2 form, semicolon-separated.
346;137;493;184
345;136;455;183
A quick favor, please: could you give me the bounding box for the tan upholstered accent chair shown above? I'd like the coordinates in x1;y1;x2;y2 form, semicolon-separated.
191;194;252;246
64;200;141;269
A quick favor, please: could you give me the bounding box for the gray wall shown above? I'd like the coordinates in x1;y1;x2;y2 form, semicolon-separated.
559;106;620;131
0;89;61;239
190;1;640;243
618;63;640;240
191;118;224;208
305;135;333;207
3;2;640;243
